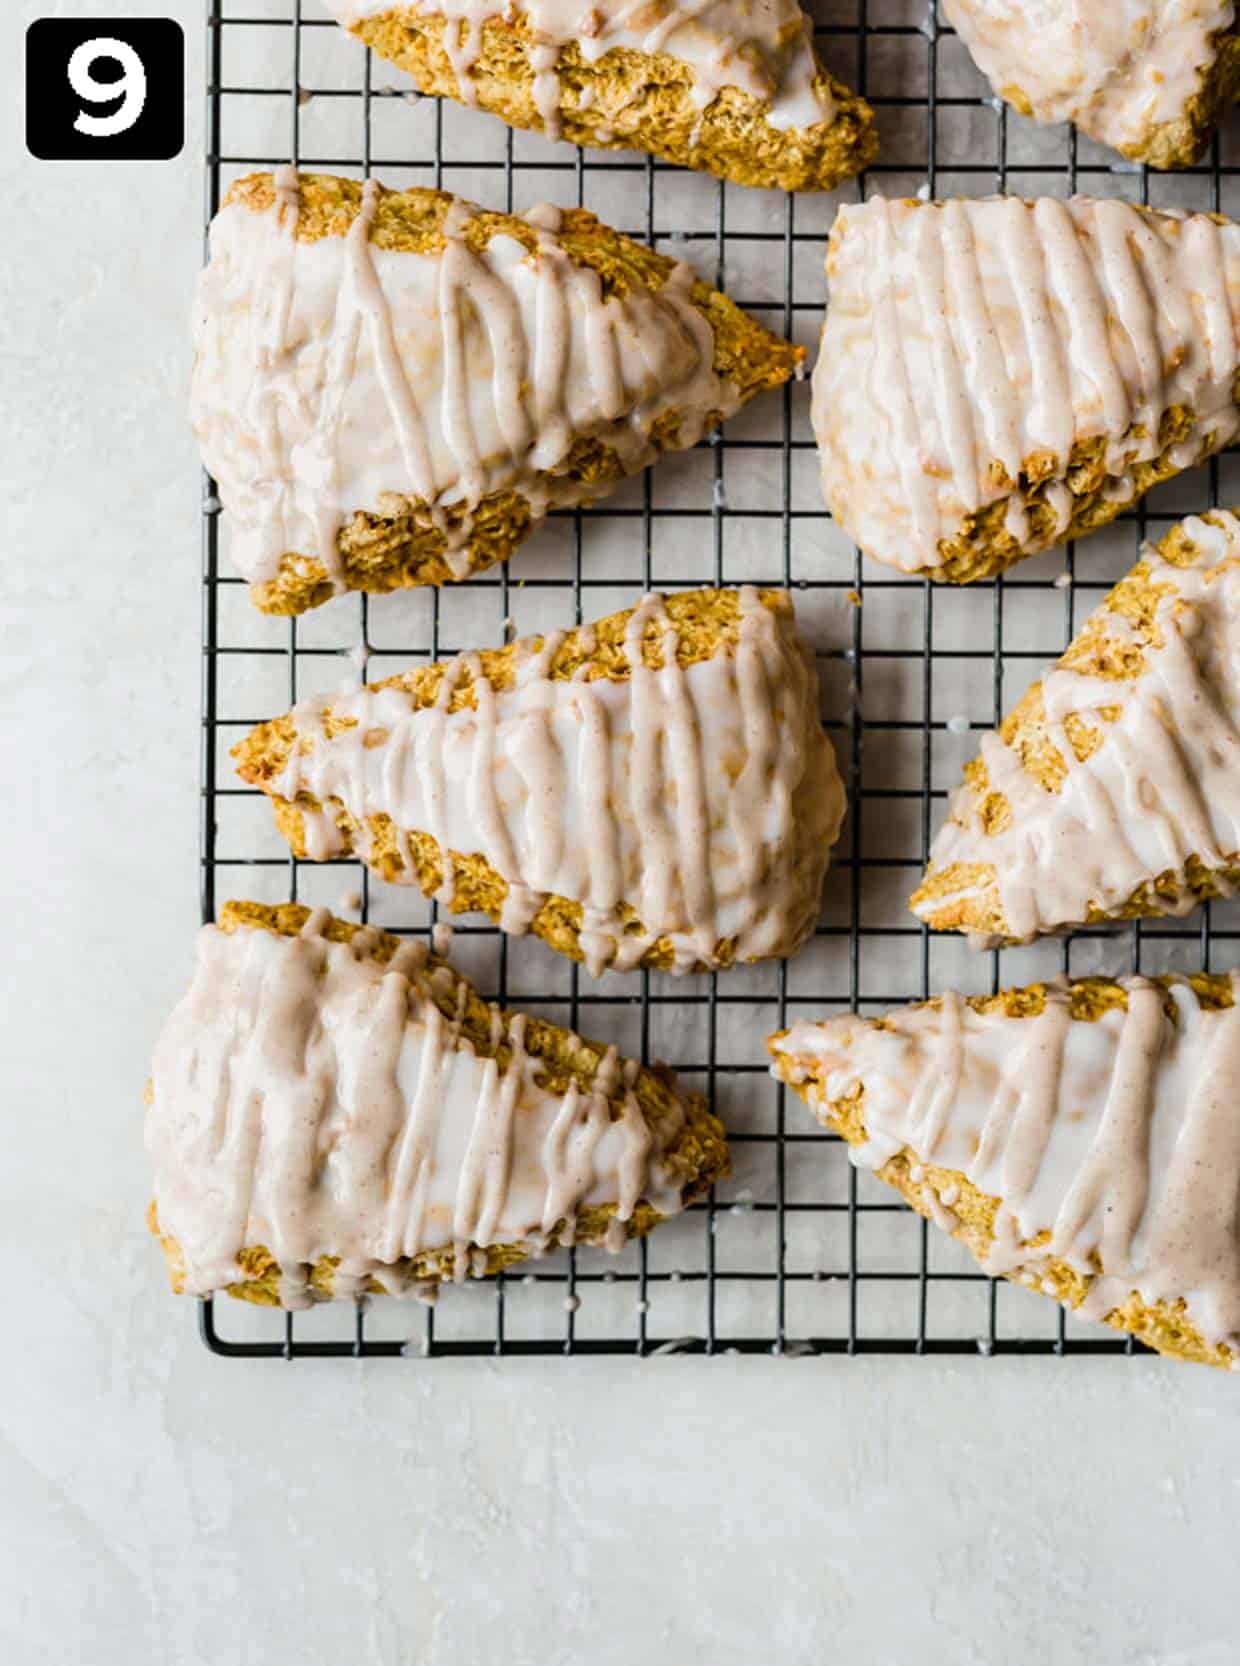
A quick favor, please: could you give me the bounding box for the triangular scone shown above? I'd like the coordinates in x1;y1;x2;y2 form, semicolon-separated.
235;588;846;977
147;901;728;1307
944;0;1240;169
323;0;876;192
770;973;1240;1368
813;196;1240;582
192;171;802;616
912;510;1240;945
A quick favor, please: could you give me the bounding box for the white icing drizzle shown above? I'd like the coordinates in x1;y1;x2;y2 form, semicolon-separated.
917;510;1240;943
943;0;1234;159
267;588;845;976
191;169;734;595
324;0;832;138
813;195;1240;574
772;974;1240;1354
147;910;693;1305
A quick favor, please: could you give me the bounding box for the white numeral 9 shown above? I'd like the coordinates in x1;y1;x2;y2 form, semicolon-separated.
69;37;147;138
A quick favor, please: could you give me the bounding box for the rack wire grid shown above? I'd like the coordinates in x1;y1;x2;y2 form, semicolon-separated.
200;0;1240;1360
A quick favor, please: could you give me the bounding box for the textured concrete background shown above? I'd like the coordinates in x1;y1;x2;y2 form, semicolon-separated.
5;4;1239;1662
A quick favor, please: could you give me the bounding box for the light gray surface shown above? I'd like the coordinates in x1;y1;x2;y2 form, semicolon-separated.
5;2;1240;1662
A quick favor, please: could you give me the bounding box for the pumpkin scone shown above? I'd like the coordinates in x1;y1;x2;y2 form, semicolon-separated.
770;972;1240;1369
813;195;1240;582
944;0;1239;169
146;901;729;1308
192;169;802;616
322;0;876;192
912;510;1240;946
234;587;846;977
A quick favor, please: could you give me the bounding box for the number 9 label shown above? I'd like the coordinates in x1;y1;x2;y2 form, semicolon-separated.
27;18;184;162
69;38;148;139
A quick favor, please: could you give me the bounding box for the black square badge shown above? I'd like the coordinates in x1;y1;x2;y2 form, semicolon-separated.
27;18;185;161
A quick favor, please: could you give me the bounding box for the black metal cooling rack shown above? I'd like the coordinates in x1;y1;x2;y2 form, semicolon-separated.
197;0;1237;1359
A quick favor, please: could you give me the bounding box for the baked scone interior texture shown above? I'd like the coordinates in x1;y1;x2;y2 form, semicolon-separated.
813;194;1240;582
191;169;799;613
771;972;1240;1368
912;509;1240;945
943;0;1239;168
323;0;877;192
235;587;846;977
147;902;728;1307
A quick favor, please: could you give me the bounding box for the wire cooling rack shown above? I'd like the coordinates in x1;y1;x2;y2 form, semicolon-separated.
199;0;1240;1358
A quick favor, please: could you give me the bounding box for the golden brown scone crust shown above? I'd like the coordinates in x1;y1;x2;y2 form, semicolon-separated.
986;28;1237;167
149;900;730;1303
912;511;1240;938
1121;28;1240;167
348;8;876;191
918;401;1214;583
771;976;1239;1368
235;589;818;973
221;173;803;615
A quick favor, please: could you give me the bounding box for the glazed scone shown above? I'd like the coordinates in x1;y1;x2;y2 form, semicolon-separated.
813;195;1240;582
235;587;846;977
913;510;1240;945
192;170;802;616
147;901;729;1307
770;973;1240;1368
323;0;876;192
944;0;1239;168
